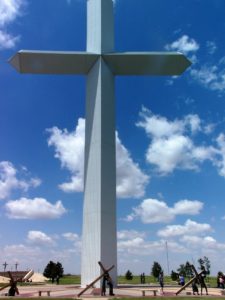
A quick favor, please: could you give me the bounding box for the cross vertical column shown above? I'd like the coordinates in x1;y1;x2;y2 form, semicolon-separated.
87;0;114;53
81;56;117;287
81;0;117;287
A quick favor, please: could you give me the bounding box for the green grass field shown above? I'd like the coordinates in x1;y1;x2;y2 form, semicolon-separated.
57;275;217;287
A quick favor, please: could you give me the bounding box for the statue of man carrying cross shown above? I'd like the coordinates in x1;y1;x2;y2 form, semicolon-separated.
9;0;191;288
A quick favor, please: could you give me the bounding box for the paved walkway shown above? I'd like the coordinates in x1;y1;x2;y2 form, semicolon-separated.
0;284;224;298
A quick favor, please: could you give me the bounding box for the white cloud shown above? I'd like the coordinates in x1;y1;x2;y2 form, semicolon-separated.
117;230;146;240
3;244;42;258
216;134;225;177
165;35;199;54
190;58;225;93
0;0;25;49
0;0;24;25
125;198;203;224
157;219;212;238
47;118;85;193
118;237;145;250
137;107;218;175
5;197;67;219
116;133;149;198
47;118;149;199
181;235;225;251
206;41;217;55
63;232;80;242
0;161;41;200
137;107;183;138
131;198;174;223
0;30;19;49
146;135;196;174
117;234;187;257
27;231;54;246
172;199;203;215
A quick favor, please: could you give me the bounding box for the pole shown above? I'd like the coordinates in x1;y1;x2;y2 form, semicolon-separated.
165;241;170;275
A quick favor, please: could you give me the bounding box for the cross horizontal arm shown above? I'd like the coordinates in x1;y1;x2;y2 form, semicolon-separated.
103;52;191;75
9;50;99;74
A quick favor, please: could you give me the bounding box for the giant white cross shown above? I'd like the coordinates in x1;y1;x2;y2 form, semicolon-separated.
9;0;191;287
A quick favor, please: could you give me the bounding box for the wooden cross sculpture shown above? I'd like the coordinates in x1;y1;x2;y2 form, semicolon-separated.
0;270;34;296
175;265;205;295
77;262;114;297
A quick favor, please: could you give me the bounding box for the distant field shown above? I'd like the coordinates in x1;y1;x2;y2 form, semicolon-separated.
57;275;217;287
59;275;80;284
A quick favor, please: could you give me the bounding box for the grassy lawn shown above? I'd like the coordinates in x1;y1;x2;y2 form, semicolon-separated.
0;275;218;288
57;275;174;285
42;274;218;287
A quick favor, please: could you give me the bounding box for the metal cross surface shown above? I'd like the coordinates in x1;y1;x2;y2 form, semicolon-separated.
9;0;191;287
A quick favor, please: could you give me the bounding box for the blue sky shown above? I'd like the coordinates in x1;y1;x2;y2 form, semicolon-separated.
1;0;225;276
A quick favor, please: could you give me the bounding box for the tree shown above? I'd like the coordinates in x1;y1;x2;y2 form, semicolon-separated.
125;270;133;280
171;270;179;281
177;264;187;277
151;261;162;279
177;261;193;278
198;256;211;275
43;261;64;283
55;262;64;277
185;261;193;279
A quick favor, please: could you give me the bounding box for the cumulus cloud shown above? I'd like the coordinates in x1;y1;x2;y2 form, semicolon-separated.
125;198;203;224
116;133;149;198
47;118;149;198
27;231;54;246
0;30;19;49
117;233;187;256
190;64;225;93
137;107;218;175
165;35;199;65
180;235;225;251
165;36;225;94
62;232;80;242
0;0;25;49
47;118;85;192
0;161;41;200
3;244;41;258
157;219;212;238
172;199;203;215
206;41;217;55
5;197;66;219
215;134;225;177
117;230;146;240
165;35;199;54
62;232;81;251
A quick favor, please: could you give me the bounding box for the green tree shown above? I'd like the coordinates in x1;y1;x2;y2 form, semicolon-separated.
198;256;211;274
43;261;64;283
55;262;64;277
177;263;187;277
185;261;193;279
151;261;162;279
171;270;179;281
125;270;133;280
